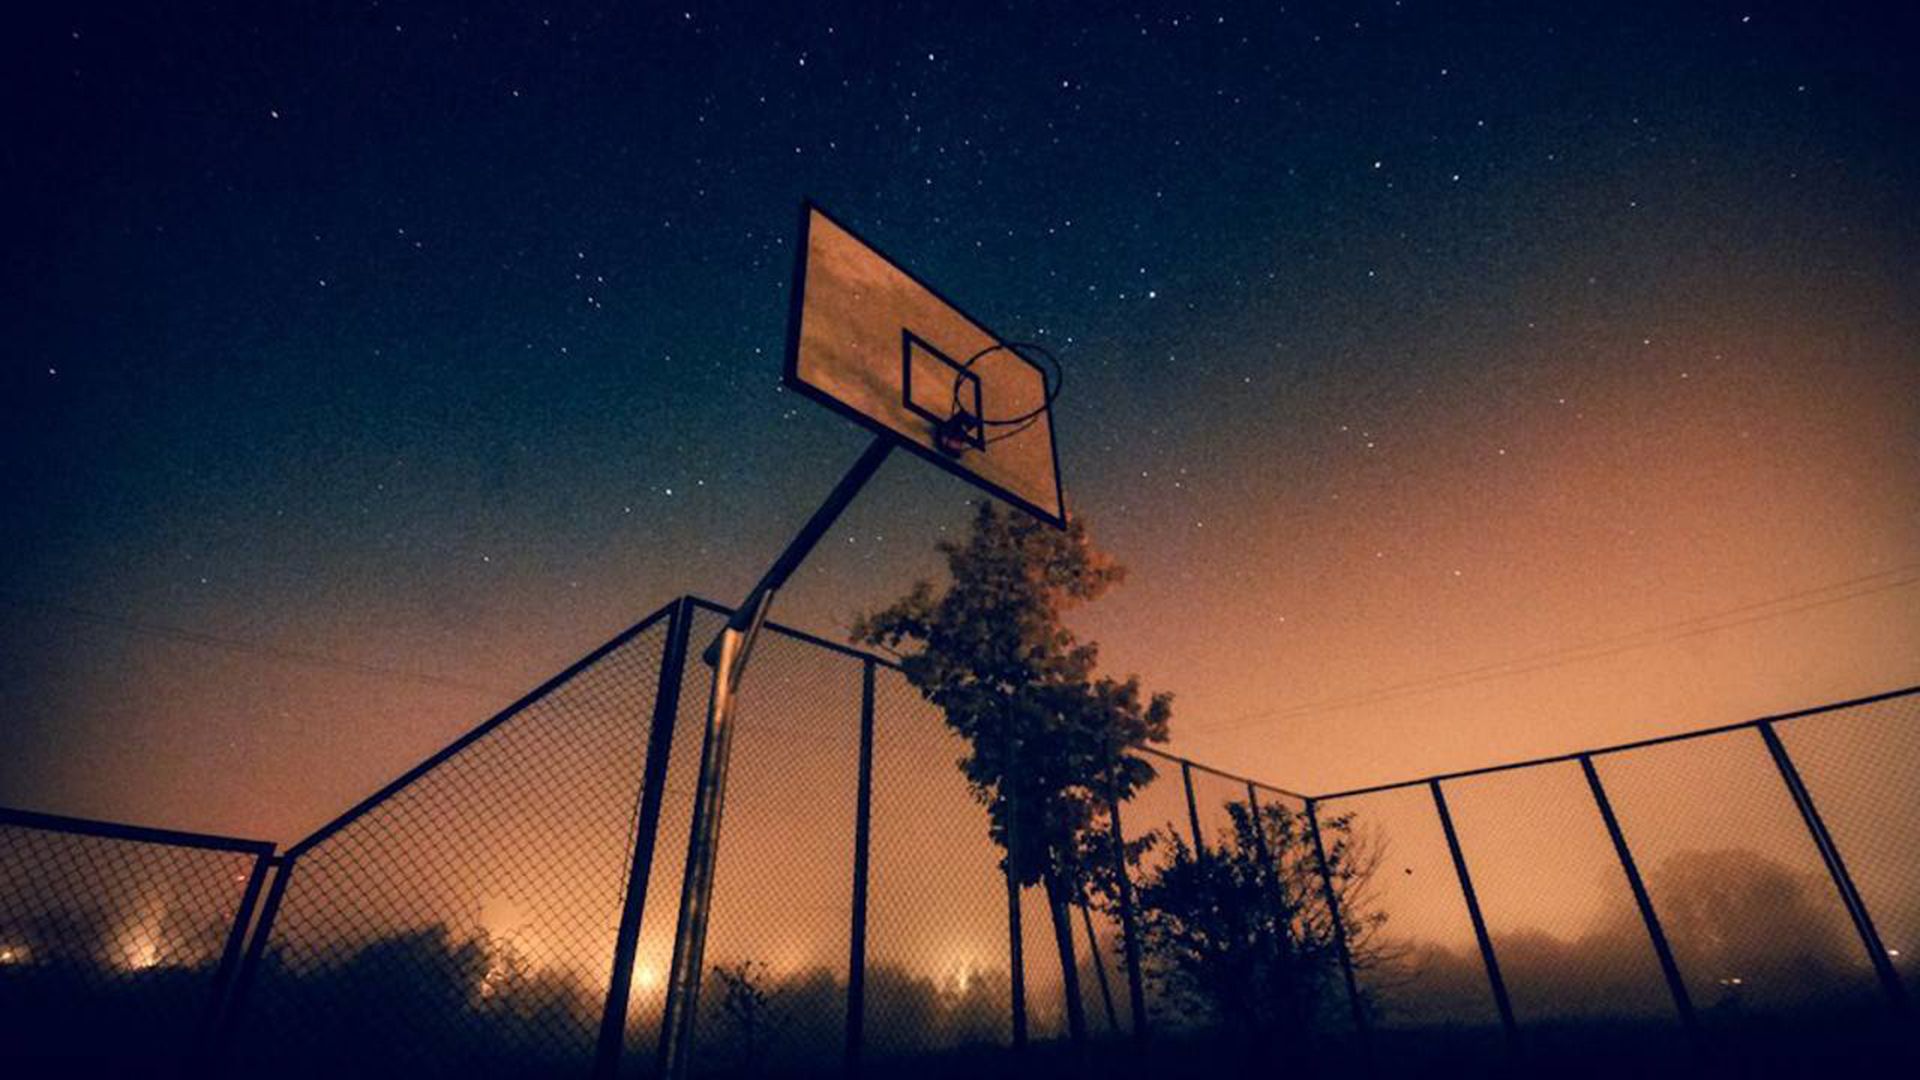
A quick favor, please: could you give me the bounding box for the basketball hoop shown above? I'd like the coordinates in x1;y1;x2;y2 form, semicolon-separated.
946;341;1064;449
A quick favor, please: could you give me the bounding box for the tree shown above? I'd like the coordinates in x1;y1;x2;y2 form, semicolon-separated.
853;502;1171;1046
1617;848;1857;1015
1113;798;1392;1055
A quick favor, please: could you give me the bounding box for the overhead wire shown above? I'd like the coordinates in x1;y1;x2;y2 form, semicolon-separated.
0;593;507;696
1186;564;1920;737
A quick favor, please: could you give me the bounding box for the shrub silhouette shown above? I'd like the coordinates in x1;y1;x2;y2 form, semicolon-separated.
1113;798;1393;1055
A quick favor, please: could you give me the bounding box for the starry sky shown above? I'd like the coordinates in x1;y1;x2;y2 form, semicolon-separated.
2;0;1916;843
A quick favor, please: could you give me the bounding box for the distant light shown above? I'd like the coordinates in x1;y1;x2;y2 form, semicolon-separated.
1890;948;1902;959
125;939;161;970
478;963;507;998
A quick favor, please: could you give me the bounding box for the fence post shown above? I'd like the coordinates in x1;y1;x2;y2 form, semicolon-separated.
1305;800;1368;1040
1579;755;1699;1039
1244;785;1292;949
1077;891;1121;1034
1758;722;1909;1014
844;659;878;1074
592;597;696;1078
188;849;273;1073
1107;762;1149;1040
1181;761;1205;854
1430;780;1518;1047
209;853;297;1073
1004;723;1028;1050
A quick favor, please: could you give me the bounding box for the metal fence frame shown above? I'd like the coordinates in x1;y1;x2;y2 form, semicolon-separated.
1302;686;1917;1049
3;593;1913;1075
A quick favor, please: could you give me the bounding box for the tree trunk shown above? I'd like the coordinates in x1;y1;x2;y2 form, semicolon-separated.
1043;870;1089;1046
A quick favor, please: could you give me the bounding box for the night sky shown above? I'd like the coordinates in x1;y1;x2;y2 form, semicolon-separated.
3;1;1916;843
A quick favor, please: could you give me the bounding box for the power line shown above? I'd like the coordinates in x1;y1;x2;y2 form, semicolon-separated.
0;593;507;697
1187;565;1920;737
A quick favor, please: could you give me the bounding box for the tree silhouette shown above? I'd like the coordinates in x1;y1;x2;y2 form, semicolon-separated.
854;502;1171;1046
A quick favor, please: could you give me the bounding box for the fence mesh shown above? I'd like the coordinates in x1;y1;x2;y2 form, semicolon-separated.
862;662;1012;1062
1258;788;1354;1036
1072;873;1133;1040
0;816;263;1076
1776;695;1920;1000
1594;730;1880;1028
682;617;863;1076
6;596;1913;1078
1016;881;1068;1040
1116;751;1207;1032
1185;767;1244;856
230;609;671;1078
1439;762;1676;1031
1318;786;1496;1032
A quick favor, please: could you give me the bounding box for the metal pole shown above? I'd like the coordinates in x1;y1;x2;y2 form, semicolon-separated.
1107;762;1149;1040
1430;780;1518;1045
1078;892;1121;1034
1757;722;1908;1014
659;437;893;1080
1243;784;1270;864
592;597;695;1079
1305;800;1368;1038
1244;784;1291;949
699;437;895;667
1004;718;1029;1050
1579;756;1699;1038
1181;761;1206;855
210;854;296;1072
844;659;878;1073
190;850;272;1073
657;596;767;1076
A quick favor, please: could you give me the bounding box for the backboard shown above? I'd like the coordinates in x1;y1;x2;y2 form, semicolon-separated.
783;202;1065;528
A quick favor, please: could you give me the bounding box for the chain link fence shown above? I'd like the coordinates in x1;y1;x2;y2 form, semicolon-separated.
1312;691;1917;1070
862;660;1013;1063
0;808;270;1077
1775;694;1920;1002
1;594;1913;1077
227;603;674;1078
670;605;862;1076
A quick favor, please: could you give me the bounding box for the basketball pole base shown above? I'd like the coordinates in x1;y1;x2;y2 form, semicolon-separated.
656;435;893;1080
